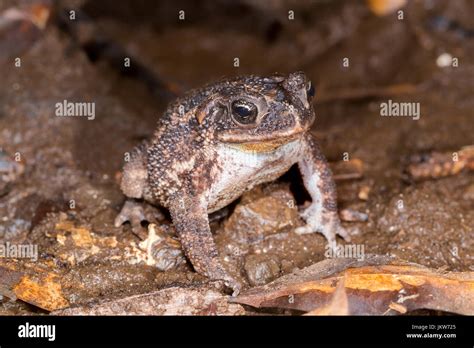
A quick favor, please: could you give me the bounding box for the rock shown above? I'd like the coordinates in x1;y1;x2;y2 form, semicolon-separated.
339;208;368;222
140;224;186;272
244;254;281;286
462;183;474;200
222;184;299;245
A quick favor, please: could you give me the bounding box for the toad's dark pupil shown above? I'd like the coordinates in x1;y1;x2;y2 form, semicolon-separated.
235;105;251;117
307;82;315;99
231;101;257;124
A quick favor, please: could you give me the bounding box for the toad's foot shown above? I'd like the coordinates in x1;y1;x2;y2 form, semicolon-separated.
295;204;351;245
210;269;242;297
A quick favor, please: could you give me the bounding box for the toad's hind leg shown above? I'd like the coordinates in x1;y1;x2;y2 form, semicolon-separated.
119;142;148;200
295;134;350;244
168;195;241;296
115;142;164;237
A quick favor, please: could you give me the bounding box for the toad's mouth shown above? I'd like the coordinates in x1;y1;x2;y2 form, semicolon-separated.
220;129;305;153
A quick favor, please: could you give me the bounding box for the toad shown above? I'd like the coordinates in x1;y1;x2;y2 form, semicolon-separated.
115;72;349;295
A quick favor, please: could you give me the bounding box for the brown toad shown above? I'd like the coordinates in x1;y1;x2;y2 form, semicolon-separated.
115;72;349;295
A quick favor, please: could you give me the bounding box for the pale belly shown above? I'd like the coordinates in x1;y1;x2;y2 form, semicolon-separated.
206;139;304;213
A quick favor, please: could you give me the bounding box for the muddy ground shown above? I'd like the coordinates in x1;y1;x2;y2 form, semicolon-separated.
0;0;472;315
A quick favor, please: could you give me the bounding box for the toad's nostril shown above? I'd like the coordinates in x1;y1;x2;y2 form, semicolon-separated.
281;72;312;108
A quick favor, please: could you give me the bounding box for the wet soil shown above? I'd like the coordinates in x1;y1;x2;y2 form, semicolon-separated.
0;0;472;314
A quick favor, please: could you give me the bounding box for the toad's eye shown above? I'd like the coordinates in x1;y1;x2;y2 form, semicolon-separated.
231;100;258;125
307;81;315;100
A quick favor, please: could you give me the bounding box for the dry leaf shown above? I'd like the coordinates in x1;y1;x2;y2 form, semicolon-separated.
233;256;474;315
305;277;349;315
0;264;69;311
53;287;245;316
367;0;407;16
406;145;474;181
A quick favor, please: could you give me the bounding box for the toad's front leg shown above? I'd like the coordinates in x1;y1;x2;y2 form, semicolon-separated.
168;194;241;296
295;134;350;245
